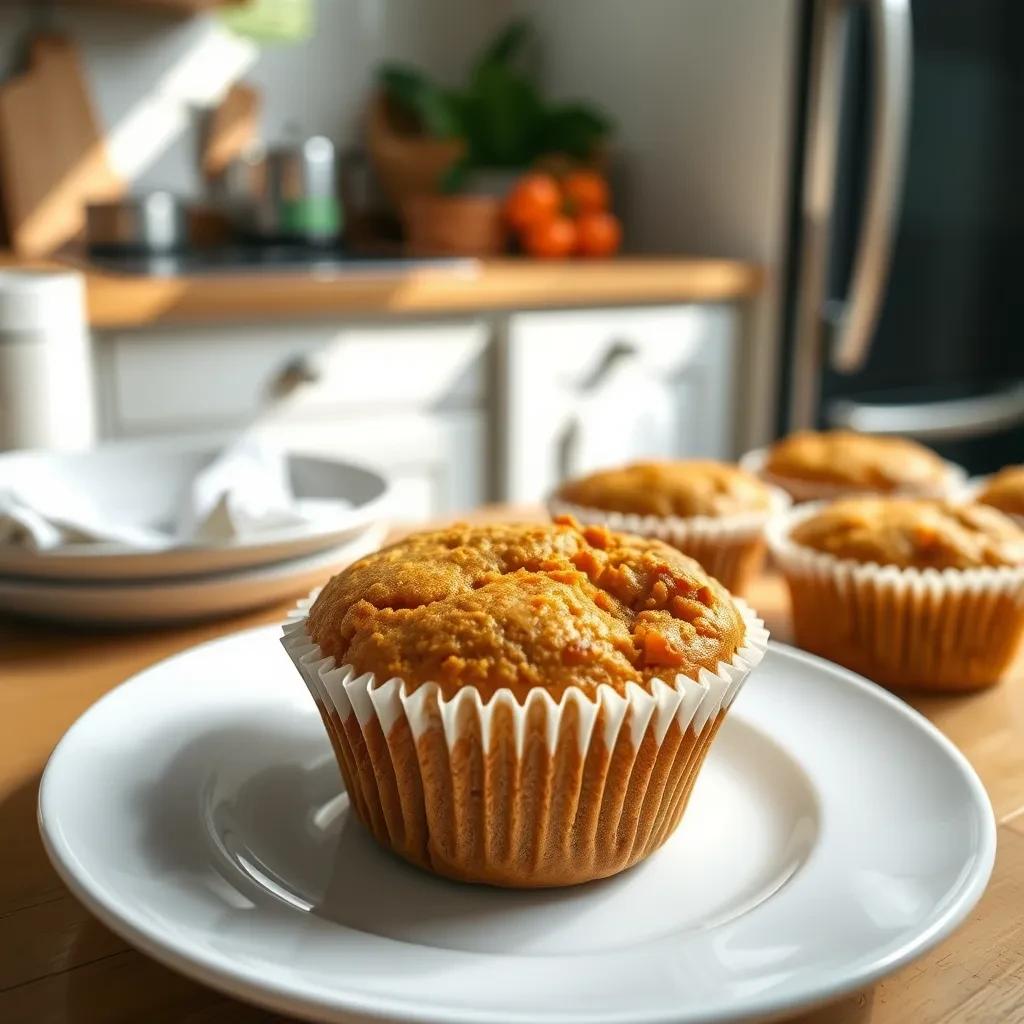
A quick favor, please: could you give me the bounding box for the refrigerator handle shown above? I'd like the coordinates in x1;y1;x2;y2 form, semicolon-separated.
830;0;913;373
787;0;849;430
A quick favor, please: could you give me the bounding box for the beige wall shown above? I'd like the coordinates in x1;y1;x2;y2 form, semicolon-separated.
0;0;496;196
504;0;798;444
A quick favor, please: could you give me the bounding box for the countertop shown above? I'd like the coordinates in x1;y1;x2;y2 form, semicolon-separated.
1;253;764;328
2;506;1022;1023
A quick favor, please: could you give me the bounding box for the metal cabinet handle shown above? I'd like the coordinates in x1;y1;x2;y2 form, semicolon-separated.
829;382;1024;440
830;0;913;373
266;354;323;401
575;341;641;392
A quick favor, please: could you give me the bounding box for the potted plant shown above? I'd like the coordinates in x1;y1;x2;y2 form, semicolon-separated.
368;20;613;256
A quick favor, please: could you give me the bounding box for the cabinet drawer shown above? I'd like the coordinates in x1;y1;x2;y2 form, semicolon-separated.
103;321;489;431
502;305;739;502
265;410;488;520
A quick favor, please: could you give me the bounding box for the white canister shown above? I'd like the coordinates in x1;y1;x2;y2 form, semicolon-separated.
0;270;96;452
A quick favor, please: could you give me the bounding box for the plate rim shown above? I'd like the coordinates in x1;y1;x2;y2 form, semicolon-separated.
38;636;997;1024
0;442;393;580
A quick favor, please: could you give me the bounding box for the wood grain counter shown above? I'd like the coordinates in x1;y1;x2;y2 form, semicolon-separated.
2;253;765;328
1;506;1021;1023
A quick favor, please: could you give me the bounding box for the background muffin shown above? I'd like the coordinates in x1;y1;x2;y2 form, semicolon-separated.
768;497;1024;691
283;517;767;888
550;460;788;595
976;465;1024;525
742;429;963;503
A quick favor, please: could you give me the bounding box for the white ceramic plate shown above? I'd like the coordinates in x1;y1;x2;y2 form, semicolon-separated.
39;635;995;1024
0;523;385;625
0;439;391;580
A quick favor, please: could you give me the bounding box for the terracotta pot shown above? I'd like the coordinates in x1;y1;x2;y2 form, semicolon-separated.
365;93;465;210
401;193;507;256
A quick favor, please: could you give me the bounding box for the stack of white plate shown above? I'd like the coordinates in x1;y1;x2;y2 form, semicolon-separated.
0;441;391;625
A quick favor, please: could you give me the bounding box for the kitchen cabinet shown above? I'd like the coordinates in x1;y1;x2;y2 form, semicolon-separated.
501;305;738;502
93;303;740;518
95;320;491;520
101;321;488;431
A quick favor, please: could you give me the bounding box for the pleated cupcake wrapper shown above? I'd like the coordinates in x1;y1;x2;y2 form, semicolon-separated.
767;502;1024;691
739;447;967;504
547;488;790;595
958;475;1024;529
281;589;768;886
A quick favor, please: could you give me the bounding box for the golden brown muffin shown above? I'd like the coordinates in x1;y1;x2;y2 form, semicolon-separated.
556;460;774;518
771;497;1024;692
307;517;745;701
790;497;1024;570
764;430;949;494
977;465;1024;518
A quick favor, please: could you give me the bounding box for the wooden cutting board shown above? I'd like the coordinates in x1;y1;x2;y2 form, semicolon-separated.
0;34;124;256
201;81;261;180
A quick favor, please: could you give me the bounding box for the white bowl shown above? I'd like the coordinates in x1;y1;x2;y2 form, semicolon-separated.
0;437;391;580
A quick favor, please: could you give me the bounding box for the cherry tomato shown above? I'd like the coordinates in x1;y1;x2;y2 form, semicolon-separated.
563;170;610;215
575;211;622;257
503;173;562;231
523;216;577;259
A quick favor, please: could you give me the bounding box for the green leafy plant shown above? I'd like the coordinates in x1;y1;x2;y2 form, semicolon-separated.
378;20;612;192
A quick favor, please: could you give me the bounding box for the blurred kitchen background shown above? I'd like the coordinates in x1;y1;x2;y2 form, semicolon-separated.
0;0;1019;521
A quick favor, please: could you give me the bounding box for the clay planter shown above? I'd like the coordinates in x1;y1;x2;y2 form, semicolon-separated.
365;93;465;210
401;193;507;256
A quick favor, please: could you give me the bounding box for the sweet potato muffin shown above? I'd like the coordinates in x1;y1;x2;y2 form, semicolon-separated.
769;497;1024;692
284;517;768;887
556;460;774;518
755;430;957;501
550;461;788;595
789;498;1024;570
307;518;746;701
977;465;1024;520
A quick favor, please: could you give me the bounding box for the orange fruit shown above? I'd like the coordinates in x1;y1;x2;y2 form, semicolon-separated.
575;211;622;257
503;173;562;231
523;216;577;259
563;170;610;215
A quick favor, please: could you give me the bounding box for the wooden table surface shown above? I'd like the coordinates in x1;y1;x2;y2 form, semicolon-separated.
2;508;1024;1024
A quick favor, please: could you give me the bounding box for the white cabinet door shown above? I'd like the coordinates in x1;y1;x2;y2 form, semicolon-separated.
267;410;487;522
502;305;738;503
96;320;492;519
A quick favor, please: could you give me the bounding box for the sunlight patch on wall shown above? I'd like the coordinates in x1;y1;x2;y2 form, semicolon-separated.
105;23;258;181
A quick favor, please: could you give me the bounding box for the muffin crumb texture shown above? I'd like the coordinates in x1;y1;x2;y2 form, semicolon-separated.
978;465;1024;517
307;518;745;700
557;460;774;518
765;430;948;492
790;497;1024;570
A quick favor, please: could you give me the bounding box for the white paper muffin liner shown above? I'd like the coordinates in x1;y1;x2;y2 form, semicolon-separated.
281;589;768;887
740;446;967;504
547;487;791;595
767;502;1024;691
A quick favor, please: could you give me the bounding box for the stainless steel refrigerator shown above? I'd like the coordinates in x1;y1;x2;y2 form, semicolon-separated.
781;0;1024;471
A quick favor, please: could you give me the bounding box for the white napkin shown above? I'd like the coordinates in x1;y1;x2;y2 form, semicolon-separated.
0;438;331;551
177;436;310;543
0;475;169;550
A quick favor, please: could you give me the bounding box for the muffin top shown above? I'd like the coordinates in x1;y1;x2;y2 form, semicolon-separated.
556;460;774;518
306;517;746;701
789;497;1024;570
977;465;1024;517
764;430;948;492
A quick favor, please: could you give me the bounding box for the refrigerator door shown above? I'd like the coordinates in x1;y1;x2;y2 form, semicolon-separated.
787;0;912;427
784;0;1024;471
